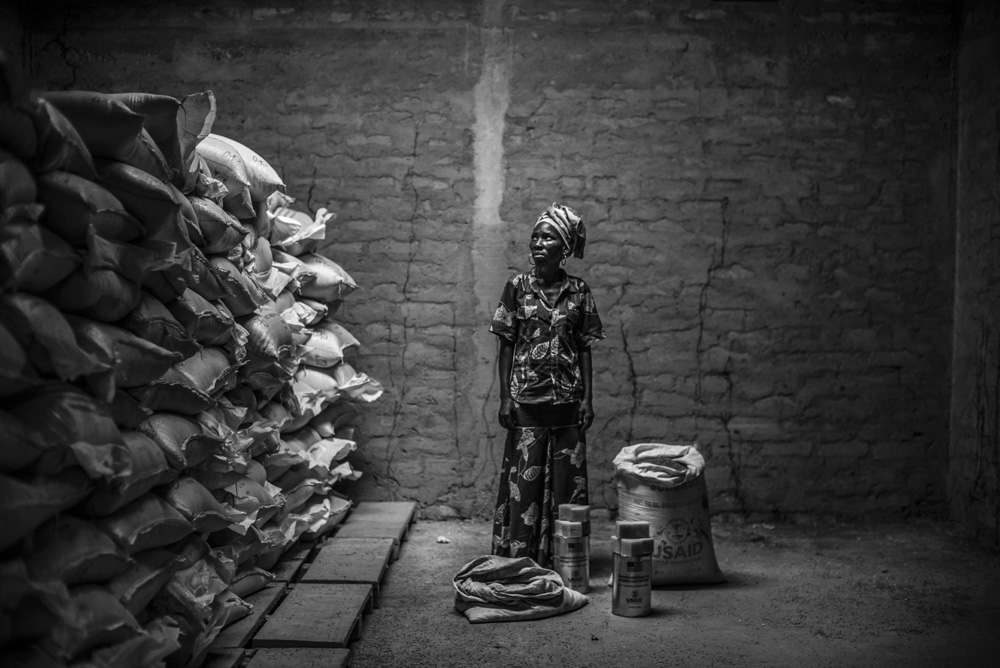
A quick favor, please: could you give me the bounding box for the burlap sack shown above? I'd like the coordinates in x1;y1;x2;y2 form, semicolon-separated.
614;443;725;585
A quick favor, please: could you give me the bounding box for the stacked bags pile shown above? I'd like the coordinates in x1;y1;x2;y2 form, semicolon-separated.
0;57;381;668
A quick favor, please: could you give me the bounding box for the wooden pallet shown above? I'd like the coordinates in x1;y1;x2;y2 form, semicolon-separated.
245;647;351;668
299;537;394;608
333;501;417;561
251;583;373;649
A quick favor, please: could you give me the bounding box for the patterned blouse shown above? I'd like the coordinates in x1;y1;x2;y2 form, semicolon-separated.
489;272;605;405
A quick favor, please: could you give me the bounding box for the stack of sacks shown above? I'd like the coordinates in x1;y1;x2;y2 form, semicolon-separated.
0;58;382;668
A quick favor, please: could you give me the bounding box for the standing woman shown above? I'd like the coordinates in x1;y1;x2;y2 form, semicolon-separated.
489;203;605;568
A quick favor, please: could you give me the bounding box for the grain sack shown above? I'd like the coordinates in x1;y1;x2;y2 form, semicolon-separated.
42;91;176;182
0;468;93;551
299;320;361;368
98;492;195;554
118;291;201;358
36;170;144;245
0;292;108;382
298;327;345;368
212;589;252;628
185;458;248;491
184;245;231;302
160;476;246;533
0;409;47;472
0;319;41;397
250;234;273;275
194;134;255;218
281;476;330;513
330;362;384;402
309;399;361;438
240;304;294;363
97;160;194;248
176;90;218;181
23;515;131;585
30;97;98;179
260;443;309;481
107;389;154;431
106;548;179;618
613;443;725;585
213;476;283;526
268;205;331;255
0;558;73;647
136;413;225;471
10;383;124;474
84;224;179;287
85;430;177;517
130;378;216;415
0;99;39;165
270;248;317;286
296;253;358;303
44;264;142;322
210;255;268;316
279;296;328;331
46;585;141;661
188;195;248;254
201;133;284;202
86;620;182;668
166;288;235;345
68;315;182;388
159;346;241;396
110;92;184;174
229;567;273;599
0;148;37;210
300;494;353;540
40;91;146;161
1;219;80;292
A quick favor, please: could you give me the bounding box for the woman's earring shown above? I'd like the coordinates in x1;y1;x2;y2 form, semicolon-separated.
560;253;568;266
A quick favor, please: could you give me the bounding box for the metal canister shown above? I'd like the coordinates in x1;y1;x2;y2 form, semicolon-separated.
612;520;653;617
553;503;590;593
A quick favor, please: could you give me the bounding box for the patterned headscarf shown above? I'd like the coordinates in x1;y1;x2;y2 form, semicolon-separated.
534;203;586;259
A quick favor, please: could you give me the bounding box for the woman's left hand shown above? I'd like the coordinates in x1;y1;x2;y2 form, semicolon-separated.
578;400;594;431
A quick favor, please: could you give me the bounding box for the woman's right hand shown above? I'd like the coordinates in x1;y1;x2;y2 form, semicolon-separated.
498;397;516;431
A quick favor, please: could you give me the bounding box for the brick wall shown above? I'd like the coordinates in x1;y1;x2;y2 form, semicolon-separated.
952;0;1000;549
17;0;956;520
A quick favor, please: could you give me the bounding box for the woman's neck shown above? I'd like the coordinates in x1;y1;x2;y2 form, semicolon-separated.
533;263;563;284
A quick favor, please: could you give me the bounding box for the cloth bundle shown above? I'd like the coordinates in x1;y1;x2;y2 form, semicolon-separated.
453;555;588;623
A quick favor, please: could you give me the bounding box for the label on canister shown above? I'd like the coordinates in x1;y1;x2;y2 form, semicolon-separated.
553;534;590;592
612;552;652;617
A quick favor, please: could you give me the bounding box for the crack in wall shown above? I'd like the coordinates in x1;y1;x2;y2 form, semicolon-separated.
721;354;748;514
694;197;730;426
45;13;78;88
380;119;421;499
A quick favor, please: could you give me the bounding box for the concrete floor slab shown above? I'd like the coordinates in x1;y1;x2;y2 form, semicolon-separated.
348;516;1000;668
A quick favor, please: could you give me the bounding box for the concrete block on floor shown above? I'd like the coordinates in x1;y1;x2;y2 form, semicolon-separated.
245;647;352;668
252;583;373;649
300;537;394;607
335;501;417;560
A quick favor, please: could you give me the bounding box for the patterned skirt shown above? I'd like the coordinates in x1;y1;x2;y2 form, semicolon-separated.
491;402;589;569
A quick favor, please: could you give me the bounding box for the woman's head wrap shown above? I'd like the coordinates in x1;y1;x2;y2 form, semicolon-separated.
534;203;586;259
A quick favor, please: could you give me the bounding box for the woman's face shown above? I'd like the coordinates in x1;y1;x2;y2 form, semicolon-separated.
530;221;565;266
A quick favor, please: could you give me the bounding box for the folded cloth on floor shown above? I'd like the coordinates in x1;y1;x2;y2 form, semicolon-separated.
453;554;588;623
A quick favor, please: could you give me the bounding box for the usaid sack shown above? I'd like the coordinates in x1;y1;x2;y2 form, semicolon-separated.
614;443;725;585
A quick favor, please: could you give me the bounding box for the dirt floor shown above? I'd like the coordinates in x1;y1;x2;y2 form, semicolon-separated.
347;515;1000;668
